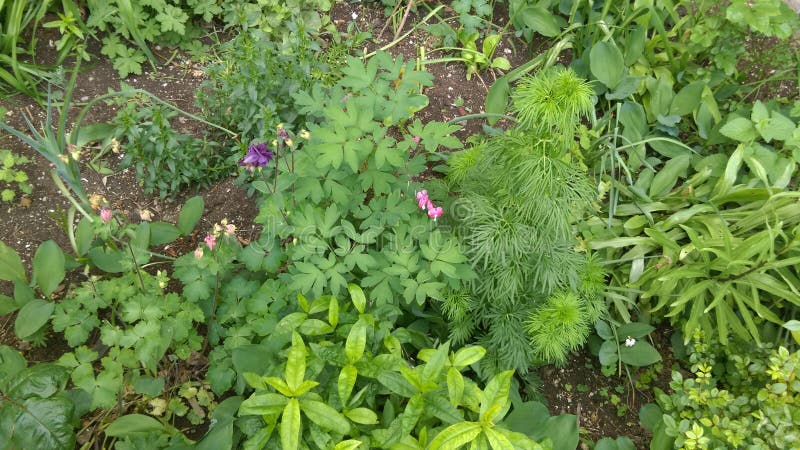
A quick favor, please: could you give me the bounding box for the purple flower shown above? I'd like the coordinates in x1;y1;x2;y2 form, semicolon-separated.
239;143;274;170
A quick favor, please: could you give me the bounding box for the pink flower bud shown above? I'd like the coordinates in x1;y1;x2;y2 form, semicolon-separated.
100;208;112;223
412;136;421;143
204;233;216;251
194;247;204;259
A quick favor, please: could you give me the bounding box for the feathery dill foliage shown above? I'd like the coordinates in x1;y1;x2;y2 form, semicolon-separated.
441;67;605;372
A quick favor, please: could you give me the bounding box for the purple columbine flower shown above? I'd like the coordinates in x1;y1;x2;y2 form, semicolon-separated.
239;143;274;170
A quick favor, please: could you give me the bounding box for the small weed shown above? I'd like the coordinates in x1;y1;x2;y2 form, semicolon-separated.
0;149;33;202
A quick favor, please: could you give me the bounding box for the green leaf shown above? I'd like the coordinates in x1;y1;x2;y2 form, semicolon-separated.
32;241;64;297
620;341;661;367
598;341;618;366
300;399;351;432
720;117;757;142
333;441;363;450
422;341;450;381
88;247;126;273
0;241;25;283
616;322;655;339
428;421;482;450
177;196;204;236
344;407;379;425
484;427;514;450
0;345;27;383
104;414;164;437
239;393;288;416
14;299;54;339
649;154;691;198
669;81;705;116
149;222;181;246
452;346;486;368
285;333;307;393
639;403;662;432
519;5;561;37
74;218;94;256
486;78;510;125
347;283;366;313
280;399;301;450
345;319;367;364
338;365;357;407
0;397;76;450
481;370;513;423
590;41;625;89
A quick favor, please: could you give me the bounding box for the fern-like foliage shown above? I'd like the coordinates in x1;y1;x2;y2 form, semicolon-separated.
440;67;605;373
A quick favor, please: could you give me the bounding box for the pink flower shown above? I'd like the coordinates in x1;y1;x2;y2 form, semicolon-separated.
425;199;434;211
194;247;204;259
428;206;443;221
416;190;429;209
204;233;216;251
225;223;236;235
100;208;112;223
412;136;421;143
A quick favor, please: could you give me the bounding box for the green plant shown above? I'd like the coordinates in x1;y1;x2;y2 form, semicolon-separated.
236;286;547;449
439;67;606;372
0;0;86;98
0;348;82;449
594;321;662;376
110;90;233;198
0;149;32;202
644;331;800;449
424;30;511;81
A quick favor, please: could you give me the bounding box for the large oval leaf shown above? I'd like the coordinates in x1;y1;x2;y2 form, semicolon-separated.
520;6;561;37
0;396;76;450
104;414;164;437
590;41;625;89
32;241;64;297
14;299;54;339
0;241;26;283
177;196;204;236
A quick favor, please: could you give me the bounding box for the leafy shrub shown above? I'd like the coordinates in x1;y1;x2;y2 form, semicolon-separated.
0;149;32;202
439;67;606;372
648;332;800;449
110;92;232;197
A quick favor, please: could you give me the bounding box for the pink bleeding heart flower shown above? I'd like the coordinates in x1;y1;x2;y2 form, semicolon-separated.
416;190;429;209
204;233;216;251
427;206;443;221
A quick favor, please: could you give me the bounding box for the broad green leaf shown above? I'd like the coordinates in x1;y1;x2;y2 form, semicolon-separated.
0;397;76;449
328;297;339;328
484;427;514;450
428;421;482;450
344;407;379;425
452;346;486;368
616;322;655;339
620;341;661;366
104;414;164;436
14;299;54;339
639;403;662;432
447;368;465;406
519;5;560;37
486;78;510;125
239;393;288;416
422;341;450;381
598;341;618;366
177;196;204;236
0;345;26;383
149;222;181;246
333;440;362;450
280;399;301;450
720;117;757;142
345;319;367;364
338;365;357;407
669;81;705;116
0;241;26;283
649;154;691;198
74;218;94;256
594;321;614;341
285;333;307;393
32;241;64;297
590;41;625;89
347;283;366;313
481;370;513;423
299;398;351;433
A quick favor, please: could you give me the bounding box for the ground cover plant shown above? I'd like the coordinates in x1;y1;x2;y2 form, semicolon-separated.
0;1;799;449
